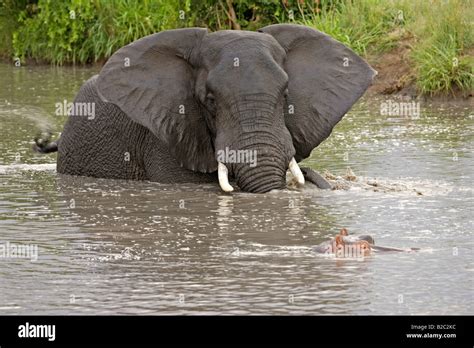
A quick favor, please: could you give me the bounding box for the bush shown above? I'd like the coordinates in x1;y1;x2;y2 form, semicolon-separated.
12;0;182;64
0;0;30;59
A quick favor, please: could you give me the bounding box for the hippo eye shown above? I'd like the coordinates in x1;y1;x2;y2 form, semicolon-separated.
283;88;289;98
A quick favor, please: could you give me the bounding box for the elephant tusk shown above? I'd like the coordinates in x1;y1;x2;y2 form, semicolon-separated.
218;162;234;192
289;157;305;185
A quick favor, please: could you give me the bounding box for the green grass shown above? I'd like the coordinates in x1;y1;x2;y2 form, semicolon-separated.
406;0;473;95
298;0;473;95
412;36;473;95
1;0;472;95
297;0;403;57
0;0;29;59
9;0;184;65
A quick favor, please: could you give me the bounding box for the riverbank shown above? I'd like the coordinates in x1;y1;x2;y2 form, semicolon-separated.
366;39;473;102
0;0;472;98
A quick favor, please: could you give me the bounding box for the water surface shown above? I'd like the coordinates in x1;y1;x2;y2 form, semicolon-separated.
0;63;472;314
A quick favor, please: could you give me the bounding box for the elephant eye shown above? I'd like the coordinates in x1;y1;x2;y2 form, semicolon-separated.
206;92;215;102
283;88;289;98
205;92;216;114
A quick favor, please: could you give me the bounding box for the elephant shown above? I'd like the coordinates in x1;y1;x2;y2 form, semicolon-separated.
33;24;376;193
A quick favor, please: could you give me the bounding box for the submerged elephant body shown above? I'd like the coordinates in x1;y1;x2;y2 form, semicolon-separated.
36;25;376;193
56;75;218;184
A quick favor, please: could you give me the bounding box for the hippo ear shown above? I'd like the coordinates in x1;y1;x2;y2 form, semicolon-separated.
259;24;377;161
97;28;217;173
335;235;345;247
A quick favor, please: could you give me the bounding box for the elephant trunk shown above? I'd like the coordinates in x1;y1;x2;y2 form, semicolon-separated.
227;128;294;193
215;96;296;193
231;150;288;193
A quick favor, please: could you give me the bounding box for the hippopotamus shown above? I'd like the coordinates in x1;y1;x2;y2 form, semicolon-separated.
313;228;419;257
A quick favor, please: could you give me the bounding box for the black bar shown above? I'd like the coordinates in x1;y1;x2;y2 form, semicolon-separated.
0;315;472;346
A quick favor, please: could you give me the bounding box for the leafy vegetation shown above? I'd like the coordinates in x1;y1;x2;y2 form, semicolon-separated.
9;0;182;64
406;0;473;94
296;0;404;56
298;0;473;95
0;0;29;59
0;0;472;95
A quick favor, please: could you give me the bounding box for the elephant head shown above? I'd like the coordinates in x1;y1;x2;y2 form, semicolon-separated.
97;24;376;193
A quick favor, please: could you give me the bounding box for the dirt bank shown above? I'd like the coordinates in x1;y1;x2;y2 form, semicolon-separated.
367;35;472;102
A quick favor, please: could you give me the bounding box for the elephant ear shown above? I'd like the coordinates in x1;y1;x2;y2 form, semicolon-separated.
97;28;217;173
259;24;377;162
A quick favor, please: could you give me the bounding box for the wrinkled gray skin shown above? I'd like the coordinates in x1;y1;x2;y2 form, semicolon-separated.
36;24;376;193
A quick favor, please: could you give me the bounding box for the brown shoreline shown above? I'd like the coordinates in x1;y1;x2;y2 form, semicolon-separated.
364;35;472;103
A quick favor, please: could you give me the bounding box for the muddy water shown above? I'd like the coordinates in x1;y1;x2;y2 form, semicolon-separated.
0;63;472;314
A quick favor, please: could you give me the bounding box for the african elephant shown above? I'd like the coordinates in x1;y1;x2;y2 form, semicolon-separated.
34;24;376;193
